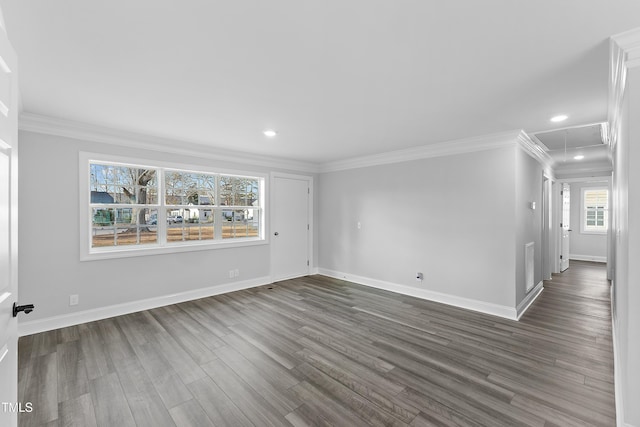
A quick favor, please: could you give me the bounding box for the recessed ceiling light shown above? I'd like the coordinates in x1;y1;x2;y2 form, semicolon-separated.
263;129;277;138
551;115;568;123
574;155;585;160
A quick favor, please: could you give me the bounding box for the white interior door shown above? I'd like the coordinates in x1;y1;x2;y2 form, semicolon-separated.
271;174;310;281
560;183;571;272
0;17;19;427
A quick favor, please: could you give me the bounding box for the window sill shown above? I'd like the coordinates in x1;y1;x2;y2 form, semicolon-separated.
580;230;608;235
81;237;268;261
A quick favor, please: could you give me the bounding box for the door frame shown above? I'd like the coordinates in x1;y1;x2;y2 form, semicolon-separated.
269;172;314;281
551;180;561;274
560;183;571;272
552;181;570;273
554;177;612;273
542;174;552;281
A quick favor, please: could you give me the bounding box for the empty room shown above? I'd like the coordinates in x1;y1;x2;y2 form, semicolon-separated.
1;1;639;426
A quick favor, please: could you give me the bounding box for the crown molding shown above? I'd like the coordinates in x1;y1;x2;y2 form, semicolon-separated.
612;27;640;69
555;176;610;184
19;112;321;174
530;121;607;137
516;130;554;174
528;134;550;152
320;130;523;173
17;113;559;177
553;163;612;180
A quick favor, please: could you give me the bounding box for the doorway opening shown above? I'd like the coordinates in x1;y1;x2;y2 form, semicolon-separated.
554;179;610;274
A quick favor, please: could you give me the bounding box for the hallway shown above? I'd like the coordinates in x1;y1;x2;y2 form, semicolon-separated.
515;260;615;422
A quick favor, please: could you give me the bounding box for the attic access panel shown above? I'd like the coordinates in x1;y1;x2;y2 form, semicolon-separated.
534;124;605;151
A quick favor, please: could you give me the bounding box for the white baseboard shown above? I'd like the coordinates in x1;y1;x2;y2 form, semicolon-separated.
611;283;634;427
516;281;544;320
317;268;518;320
18;276;272;336
569;254;607;263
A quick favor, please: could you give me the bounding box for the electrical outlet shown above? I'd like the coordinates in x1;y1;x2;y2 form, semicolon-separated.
69;294;79;306
357;221;361;229
234;269;240;277
229;270;234;279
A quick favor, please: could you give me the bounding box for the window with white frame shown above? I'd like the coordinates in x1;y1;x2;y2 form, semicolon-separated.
84;156;265;258
90;163;159;247
164;170;261;243
582;188;608;233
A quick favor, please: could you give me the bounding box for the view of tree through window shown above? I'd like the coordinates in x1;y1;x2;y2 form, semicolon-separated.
90;164;158;247
165;171;216;243
89;161;263;250
219;176;260;239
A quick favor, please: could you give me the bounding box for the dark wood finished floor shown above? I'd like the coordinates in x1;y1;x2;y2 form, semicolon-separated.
18;261;616;426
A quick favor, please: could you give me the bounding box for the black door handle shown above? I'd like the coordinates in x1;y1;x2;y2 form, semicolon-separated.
13;303;35;317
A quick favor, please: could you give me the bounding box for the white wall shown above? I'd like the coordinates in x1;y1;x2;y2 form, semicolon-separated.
17;130;317;331
568;180;608;262
514;147;543;307
611;45;640;427
616;65;640;427
318;145;518;313
625;65;640;427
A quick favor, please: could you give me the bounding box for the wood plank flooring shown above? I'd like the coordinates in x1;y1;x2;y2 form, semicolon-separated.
18;261;616;426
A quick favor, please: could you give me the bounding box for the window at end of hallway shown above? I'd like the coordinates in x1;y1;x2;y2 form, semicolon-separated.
582;188;608;234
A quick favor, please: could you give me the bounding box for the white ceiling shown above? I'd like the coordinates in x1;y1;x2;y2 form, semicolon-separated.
1;1;640;165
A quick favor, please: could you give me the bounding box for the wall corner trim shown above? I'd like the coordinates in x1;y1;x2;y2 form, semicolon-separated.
319;130;522;173
516;281;544;320
18;112;321;174
17;276;272;336
317;268;518;320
